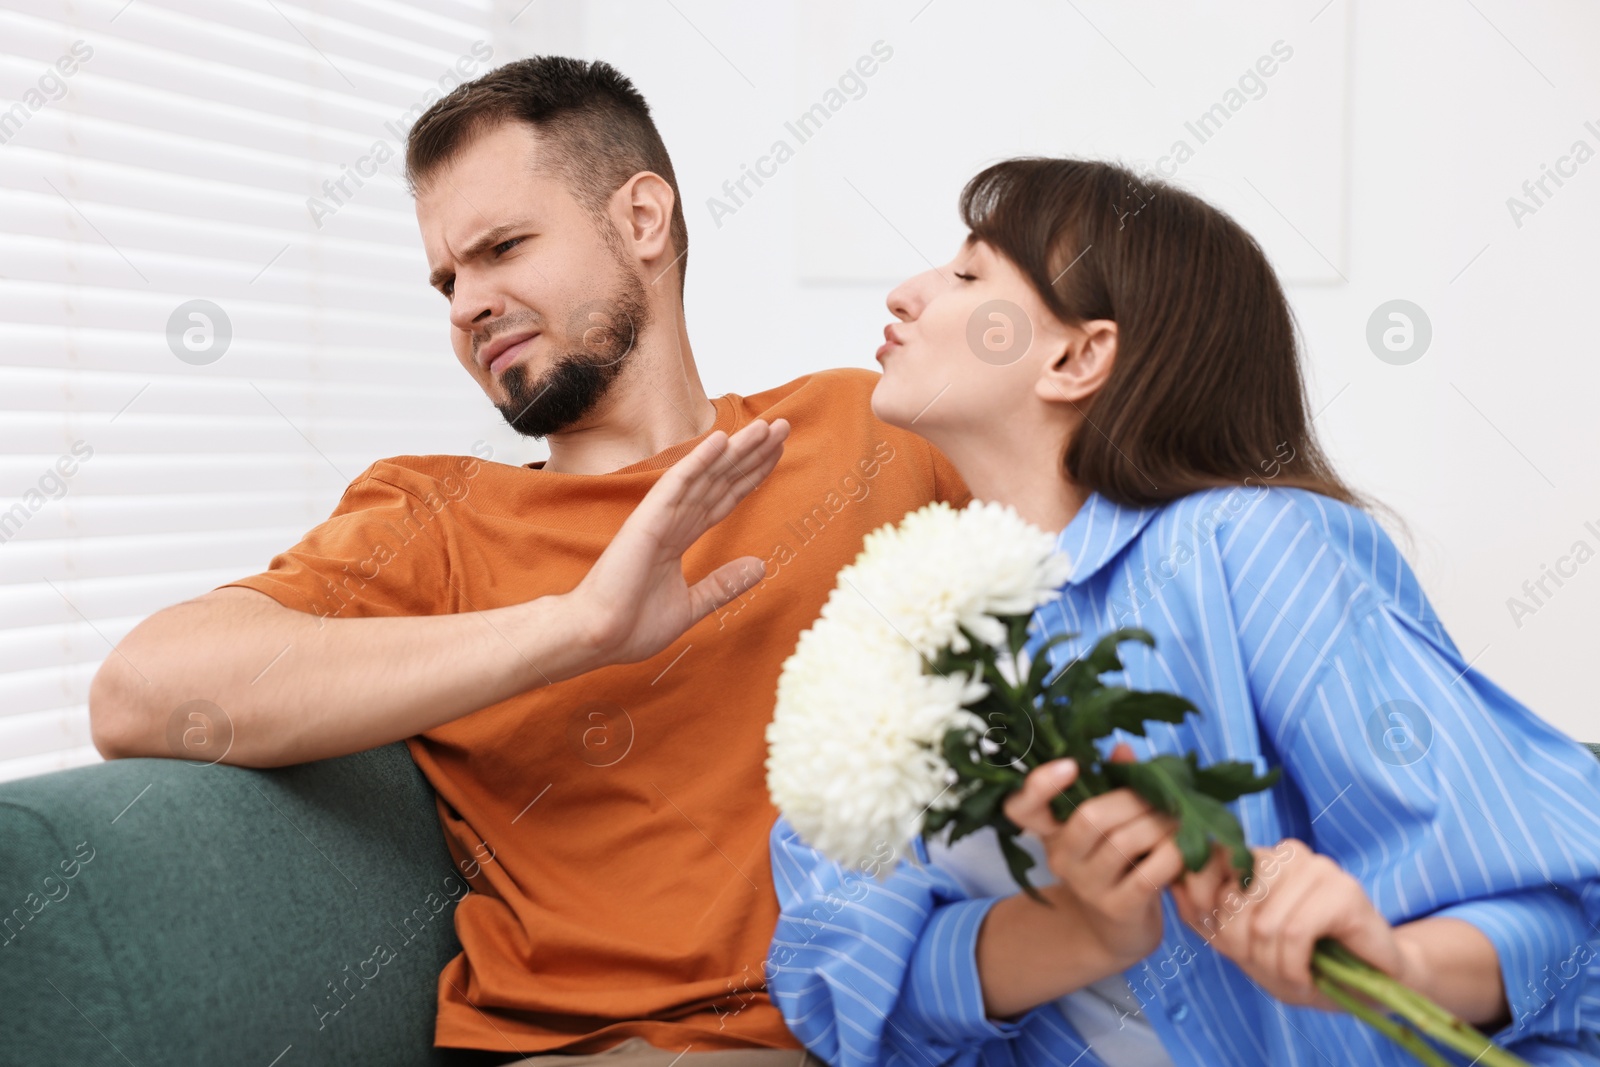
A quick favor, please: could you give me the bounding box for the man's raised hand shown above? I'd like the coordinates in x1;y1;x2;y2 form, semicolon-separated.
571;417;791;666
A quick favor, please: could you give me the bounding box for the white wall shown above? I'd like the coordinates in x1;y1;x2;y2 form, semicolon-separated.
513;0;1600;742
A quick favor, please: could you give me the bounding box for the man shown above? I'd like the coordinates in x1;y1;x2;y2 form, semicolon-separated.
88;56;969;1064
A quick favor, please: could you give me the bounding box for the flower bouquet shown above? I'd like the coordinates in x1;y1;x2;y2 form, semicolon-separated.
766;499;1530;1067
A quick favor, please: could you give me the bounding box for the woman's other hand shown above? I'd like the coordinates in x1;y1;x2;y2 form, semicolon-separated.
1171;838;1409;1010
1003;742;1187;971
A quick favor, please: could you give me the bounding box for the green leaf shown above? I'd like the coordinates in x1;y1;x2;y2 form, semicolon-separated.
923;805;956;835
923;627;1277;900
1107;691;1197;737
941;726;1025;787
1050;627;1153;694
995;822;1046;903
1073;630;1132;677
1064;685;1128;745
1004;613;1031;662
1173;809;1213;872
1047;779;1092;822
957;778;1011;826
1025;701;1068;765
944;806;988;844
1056;687;1195;751
1044;691;1075;753
1105;755;1264;881
1026;643;1054;693
1192;759;1283;803
1025;631;1080;693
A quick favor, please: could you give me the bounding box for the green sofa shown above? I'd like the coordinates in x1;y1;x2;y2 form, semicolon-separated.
0;742;467;1067
6;740;1600;1067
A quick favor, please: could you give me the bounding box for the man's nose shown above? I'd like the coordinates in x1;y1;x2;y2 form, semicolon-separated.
448;273;502;335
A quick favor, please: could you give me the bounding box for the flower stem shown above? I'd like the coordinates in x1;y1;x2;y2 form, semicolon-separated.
1312;944;1532;1067
1313;974;1452;1067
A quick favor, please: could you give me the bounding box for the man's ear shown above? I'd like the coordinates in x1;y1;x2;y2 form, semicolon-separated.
613;171;676;269
1035;319;1117;406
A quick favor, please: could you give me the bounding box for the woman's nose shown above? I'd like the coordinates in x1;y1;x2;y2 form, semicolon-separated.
886;268;938;321
885;283;914;322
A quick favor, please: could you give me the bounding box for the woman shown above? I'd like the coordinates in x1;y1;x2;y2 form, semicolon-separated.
765;157;1600;1066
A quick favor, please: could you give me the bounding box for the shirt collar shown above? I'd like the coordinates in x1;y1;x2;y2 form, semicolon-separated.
1053;490;1161;586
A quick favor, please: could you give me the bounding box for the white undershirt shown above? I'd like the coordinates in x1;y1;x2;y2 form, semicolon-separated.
924;827;1178;1067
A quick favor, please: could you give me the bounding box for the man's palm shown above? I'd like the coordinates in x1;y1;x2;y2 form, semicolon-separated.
576;417;790;665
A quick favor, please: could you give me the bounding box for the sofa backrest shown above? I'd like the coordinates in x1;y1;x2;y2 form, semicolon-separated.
0;741;465;1067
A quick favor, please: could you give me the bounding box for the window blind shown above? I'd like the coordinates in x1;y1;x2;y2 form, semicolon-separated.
0;0;516;782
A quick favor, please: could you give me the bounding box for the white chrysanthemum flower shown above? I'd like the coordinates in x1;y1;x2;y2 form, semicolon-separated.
767;499;1074;870
834;500;1074;657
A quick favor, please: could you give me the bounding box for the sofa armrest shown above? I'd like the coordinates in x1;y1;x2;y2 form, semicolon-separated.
0;741;468;1067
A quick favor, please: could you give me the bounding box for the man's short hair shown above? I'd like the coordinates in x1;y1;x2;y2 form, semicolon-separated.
406;56;689;292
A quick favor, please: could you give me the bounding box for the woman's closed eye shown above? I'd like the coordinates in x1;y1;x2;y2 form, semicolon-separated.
952;270;977;281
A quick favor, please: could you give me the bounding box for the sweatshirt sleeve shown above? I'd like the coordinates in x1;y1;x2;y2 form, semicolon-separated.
217;460;465;619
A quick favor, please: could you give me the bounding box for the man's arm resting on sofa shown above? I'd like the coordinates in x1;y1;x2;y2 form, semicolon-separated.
89;417;790;768
89;585;613;767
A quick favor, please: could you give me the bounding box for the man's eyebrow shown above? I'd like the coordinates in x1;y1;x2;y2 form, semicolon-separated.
427;222;521;290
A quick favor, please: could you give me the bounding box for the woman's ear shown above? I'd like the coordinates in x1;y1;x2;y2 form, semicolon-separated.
1035;319;1118;406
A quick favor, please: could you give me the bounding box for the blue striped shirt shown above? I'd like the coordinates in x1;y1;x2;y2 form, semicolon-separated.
768;485;1600;1066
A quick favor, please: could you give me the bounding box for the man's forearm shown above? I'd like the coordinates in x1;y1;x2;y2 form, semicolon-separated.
89;416;787;768
90;587;608;767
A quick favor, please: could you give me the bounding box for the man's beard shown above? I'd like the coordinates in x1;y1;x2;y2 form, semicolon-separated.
496;271;650;439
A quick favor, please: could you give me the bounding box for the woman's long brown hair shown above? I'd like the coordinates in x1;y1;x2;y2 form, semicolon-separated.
960;157;1380;518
